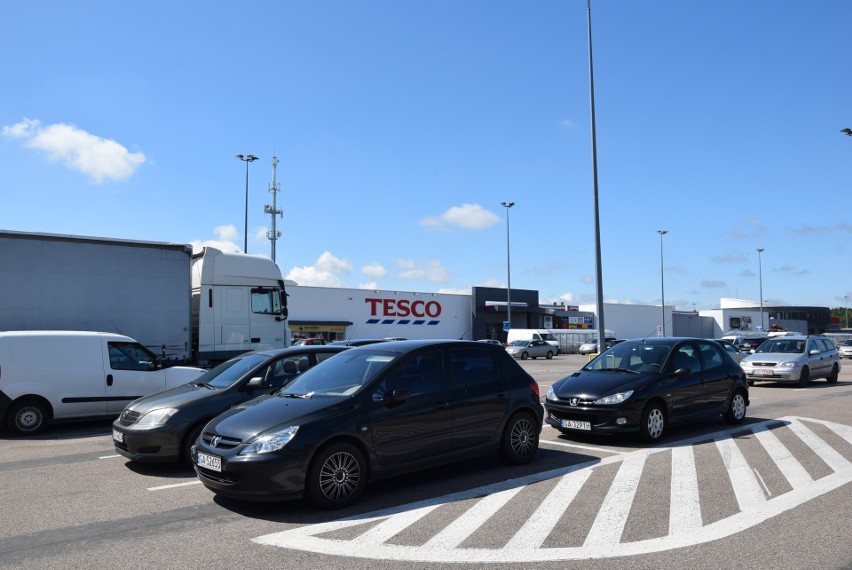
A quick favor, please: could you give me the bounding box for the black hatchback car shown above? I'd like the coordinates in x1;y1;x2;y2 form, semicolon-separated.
545;338;748;443
192;339;544;509
112;345;348;464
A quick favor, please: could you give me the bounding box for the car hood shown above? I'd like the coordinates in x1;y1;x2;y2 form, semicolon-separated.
204;394;346;441
742;352;804;363
551;369;653;400
126;384;219;414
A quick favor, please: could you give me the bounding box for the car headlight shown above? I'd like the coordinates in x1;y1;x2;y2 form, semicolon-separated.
546;386;556;400
239;426;299;456
777;361;800;369
135;408;179;428
594;391;633;405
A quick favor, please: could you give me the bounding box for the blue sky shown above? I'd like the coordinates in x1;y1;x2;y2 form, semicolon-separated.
2;1;850;312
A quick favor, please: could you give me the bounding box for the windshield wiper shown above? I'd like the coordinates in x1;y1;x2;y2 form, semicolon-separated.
596;367;639;374
190;382;215;389
278;392;313;399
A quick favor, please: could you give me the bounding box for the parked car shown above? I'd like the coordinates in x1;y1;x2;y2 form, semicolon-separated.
112;345;348;464
192;339;543;508
711;339;746;363
292;338;329;346
329;339;389;346
838;339;852;360
578;337;617;355
477;339;505;347
739;335;840;386
506;339;555;360
739;336;768;353
545;338;748;442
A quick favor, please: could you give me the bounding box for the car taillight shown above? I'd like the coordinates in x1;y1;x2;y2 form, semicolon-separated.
529;381;540;396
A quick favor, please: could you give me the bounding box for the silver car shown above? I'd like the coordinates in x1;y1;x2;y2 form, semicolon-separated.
506;339;555;360
838;339;852;360
711;339;746;363
740;335;840;387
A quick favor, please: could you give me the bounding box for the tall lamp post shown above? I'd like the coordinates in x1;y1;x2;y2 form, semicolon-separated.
657;230;668;336
500;201;515;337
756;248;765;332
236;154;259;253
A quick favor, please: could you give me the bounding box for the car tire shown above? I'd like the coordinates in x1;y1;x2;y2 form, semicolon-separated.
546;351;554;360
639;402;666;443
501;411;539;465
181;422;205;465
724;389;747;424
306;442;367;510
827;364;839;384
798;367;811;387
520;352;529;360
6;399;48;436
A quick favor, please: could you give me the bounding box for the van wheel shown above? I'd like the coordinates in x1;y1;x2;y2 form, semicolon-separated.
7;400;48;436
181;422;205;465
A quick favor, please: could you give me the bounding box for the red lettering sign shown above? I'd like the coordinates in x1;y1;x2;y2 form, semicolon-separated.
364;298;442;318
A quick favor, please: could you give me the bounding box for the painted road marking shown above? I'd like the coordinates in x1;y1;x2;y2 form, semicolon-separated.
254;416;852;563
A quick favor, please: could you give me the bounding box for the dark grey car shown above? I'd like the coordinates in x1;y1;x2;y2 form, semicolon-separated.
112;345;348;464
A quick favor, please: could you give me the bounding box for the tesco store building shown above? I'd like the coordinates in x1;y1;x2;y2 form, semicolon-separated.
285;285;559;342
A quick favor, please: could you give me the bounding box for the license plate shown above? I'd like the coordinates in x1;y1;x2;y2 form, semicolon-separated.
112;429;123;443
754;369;773;376
197;452;222;472
560;419;591;431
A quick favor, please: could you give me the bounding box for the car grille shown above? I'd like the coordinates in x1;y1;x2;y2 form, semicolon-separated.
750;361;779;368
117;409;141;426
196;467;241;485
199;431;242;451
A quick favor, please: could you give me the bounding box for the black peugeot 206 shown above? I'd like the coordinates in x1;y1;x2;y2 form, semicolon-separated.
545;338;748;443
192;339;544;509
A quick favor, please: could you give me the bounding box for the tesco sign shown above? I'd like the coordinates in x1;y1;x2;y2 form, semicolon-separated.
365;298;442;318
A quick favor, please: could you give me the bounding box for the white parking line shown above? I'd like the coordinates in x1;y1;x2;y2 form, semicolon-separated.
540;439;626;455
98;454;122;459
147;481;202;491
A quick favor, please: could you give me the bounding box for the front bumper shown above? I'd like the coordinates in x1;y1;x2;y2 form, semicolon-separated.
743;369;800;383
191;439;312;502
112;421;182;462
544;402;642;435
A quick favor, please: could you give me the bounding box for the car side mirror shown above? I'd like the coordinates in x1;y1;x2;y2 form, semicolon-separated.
673;368;692;376
386;388;410;407
246;376;265;388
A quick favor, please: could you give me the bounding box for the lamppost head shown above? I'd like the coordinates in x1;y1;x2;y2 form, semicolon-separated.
657;229;668;236
236;154;260;163
500;201;515;208
756;247;765;254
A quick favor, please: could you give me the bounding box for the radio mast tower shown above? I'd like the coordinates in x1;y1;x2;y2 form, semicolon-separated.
264;156;283;262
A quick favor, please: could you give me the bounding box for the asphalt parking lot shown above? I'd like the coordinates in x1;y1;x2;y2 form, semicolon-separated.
1;353;851;569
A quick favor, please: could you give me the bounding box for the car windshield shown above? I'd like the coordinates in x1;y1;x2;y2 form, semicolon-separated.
756;339;806;354
509;340;529;347
279;349;398;397
584;341;672;372
841;340;852;346
192;353;272;389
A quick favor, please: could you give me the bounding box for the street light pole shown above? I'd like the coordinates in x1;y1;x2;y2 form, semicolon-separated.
500;201;515;338
757;248;765;332
236;154;259;253
657;230;668;336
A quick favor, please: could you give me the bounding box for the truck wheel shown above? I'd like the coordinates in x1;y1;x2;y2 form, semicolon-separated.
7;400;48;436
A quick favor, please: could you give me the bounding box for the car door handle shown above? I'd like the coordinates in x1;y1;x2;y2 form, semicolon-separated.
435;401;449;409
106;374;113;387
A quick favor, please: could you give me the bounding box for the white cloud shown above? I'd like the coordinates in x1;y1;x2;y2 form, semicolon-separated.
438;286;472;295
560;292;575;302
190;225;242;254
2;118;145;183
395;258;449;283
419;203;500;231
285;251;353;287
358;282;379;290
361;262;387;279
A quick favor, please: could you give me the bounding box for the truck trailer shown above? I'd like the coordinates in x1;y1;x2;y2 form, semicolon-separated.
0;230;289;365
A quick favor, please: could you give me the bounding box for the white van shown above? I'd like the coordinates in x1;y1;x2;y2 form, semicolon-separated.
506;329;560;354
0;331;205;435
